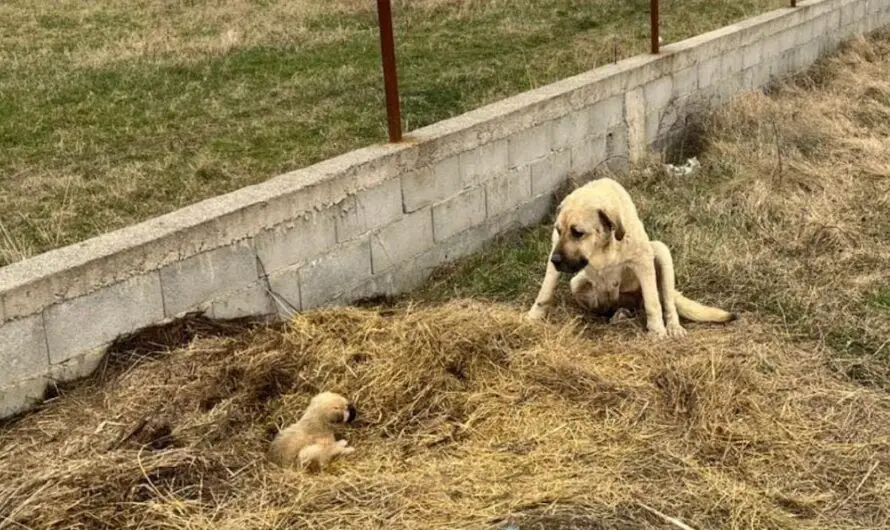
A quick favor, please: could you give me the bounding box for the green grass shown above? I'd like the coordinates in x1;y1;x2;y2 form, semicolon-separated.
0;0;786;265
866;286;890;311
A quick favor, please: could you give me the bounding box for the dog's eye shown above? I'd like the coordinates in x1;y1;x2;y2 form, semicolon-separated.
570;225;585;238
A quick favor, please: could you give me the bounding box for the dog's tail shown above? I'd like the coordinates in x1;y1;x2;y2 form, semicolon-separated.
674;291;738;323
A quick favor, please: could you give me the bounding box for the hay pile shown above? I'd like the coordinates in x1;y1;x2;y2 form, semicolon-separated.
1;300;889;529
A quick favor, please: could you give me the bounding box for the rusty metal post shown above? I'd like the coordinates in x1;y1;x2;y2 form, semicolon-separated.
376;0;402;143
650;0;660;54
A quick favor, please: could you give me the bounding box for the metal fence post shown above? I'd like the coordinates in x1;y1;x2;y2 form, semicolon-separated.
376;0;403;143
651;0;660;54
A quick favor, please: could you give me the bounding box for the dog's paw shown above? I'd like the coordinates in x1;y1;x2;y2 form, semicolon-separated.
666;322;687;338
340;446;356;455
335;439;350;448
525;304;548;322
647;325;668;339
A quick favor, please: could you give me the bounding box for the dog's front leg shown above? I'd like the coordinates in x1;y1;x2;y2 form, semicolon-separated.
630;260;667;338
527;236;561;321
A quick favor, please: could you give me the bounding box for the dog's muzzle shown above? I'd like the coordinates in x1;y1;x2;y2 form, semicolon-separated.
550;252;588;274
345;404;357;424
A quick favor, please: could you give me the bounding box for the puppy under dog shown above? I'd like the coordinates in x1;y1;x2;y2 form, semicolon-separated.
267;391;357;471
527;177;736;337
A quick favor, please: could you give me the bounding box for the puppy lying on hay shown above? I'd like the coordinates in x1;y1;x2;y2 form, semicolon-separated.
267;391;357;471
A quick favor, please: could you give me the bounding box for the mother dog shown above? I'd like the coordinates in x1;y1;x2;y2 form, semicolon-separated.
526;177;736;337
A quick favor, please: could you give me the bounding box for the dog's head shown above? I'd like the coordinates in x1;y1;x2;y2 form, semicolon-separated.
549;195;625;274
306;392;357;425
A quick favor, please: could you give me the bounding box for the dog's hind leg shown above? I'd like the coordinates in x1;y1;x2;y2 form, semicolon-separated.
651;240;686;337
650;241;737;324
630;253;668;338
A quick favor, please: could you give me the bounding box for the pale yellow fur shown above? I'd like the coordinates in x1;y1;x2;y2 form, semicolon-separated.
527;178;735;337
267;391;356;471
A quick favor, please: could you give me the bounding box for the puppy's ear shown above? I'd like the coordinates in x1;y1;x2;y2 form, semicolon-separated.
597;209;625;241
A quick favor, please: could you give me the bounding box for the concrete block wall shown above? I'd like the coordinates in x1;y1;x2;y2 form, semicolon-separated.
2;0;889;419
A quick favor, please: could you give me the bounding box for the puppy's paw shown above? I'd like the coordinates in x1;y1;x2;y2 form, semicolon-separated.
609;308;634;324
335;439;350;448
666;322;687;338
340;446;356;455
525;304;548;322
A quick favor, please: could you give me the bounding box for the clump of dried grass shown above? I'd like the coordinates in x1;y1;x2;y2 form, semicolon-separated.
2;300;890;529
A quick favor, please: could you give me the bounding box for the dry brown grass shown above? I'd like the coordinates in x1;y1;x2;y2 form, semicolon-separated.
622;31;890;386
2;302;889;529
3;25;890;530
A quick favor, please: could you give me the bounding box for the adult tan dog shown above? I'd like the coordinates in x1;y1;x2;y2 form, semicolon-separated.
526;177;736;337
267;391;357;471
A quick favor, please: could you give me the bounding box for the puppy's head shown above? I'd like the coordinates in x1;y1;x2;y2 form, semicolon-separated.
305;392;357;425
550;196;625;274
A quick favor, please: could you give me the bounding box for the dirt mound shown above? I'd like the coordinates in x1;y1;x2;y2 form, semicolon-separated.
1;300;889;529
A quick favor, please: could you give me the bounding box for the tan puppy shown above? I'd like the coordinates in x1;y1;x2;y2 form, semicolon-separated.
267;391;357;471
527;177;736;337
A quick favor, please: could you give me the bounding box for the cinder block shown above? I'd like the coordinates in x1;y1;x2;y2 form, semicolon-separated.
335;178;402;240
840;3;857;27
531;150;571;196
298;238;372;310
698;57;723;89
742;42;763;70
672;67;698;100
508;123;551;168
721;48;744;78
551;112;591;152
459;139;508;187
44;272;164;365
401;156;462;213
761;35;783;61
49;346;105;383
644;76;673;113
413;218;504;278
267;266;302;316
745;64;770;91
571;135;608;175
1;376;47;419
587;95;624;132
160;242;258;317
371;208;434;272
432;187;486;242
605;126;629;173
624;87;646;164
210;281;273;320
646;106;680;148
254;209;337;273
0;314;49;387
486;166;532;217
514;193;555;229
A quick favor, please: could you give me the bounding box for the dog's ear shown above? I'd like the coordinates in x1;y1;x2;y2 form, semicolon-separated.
597;209;625;241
